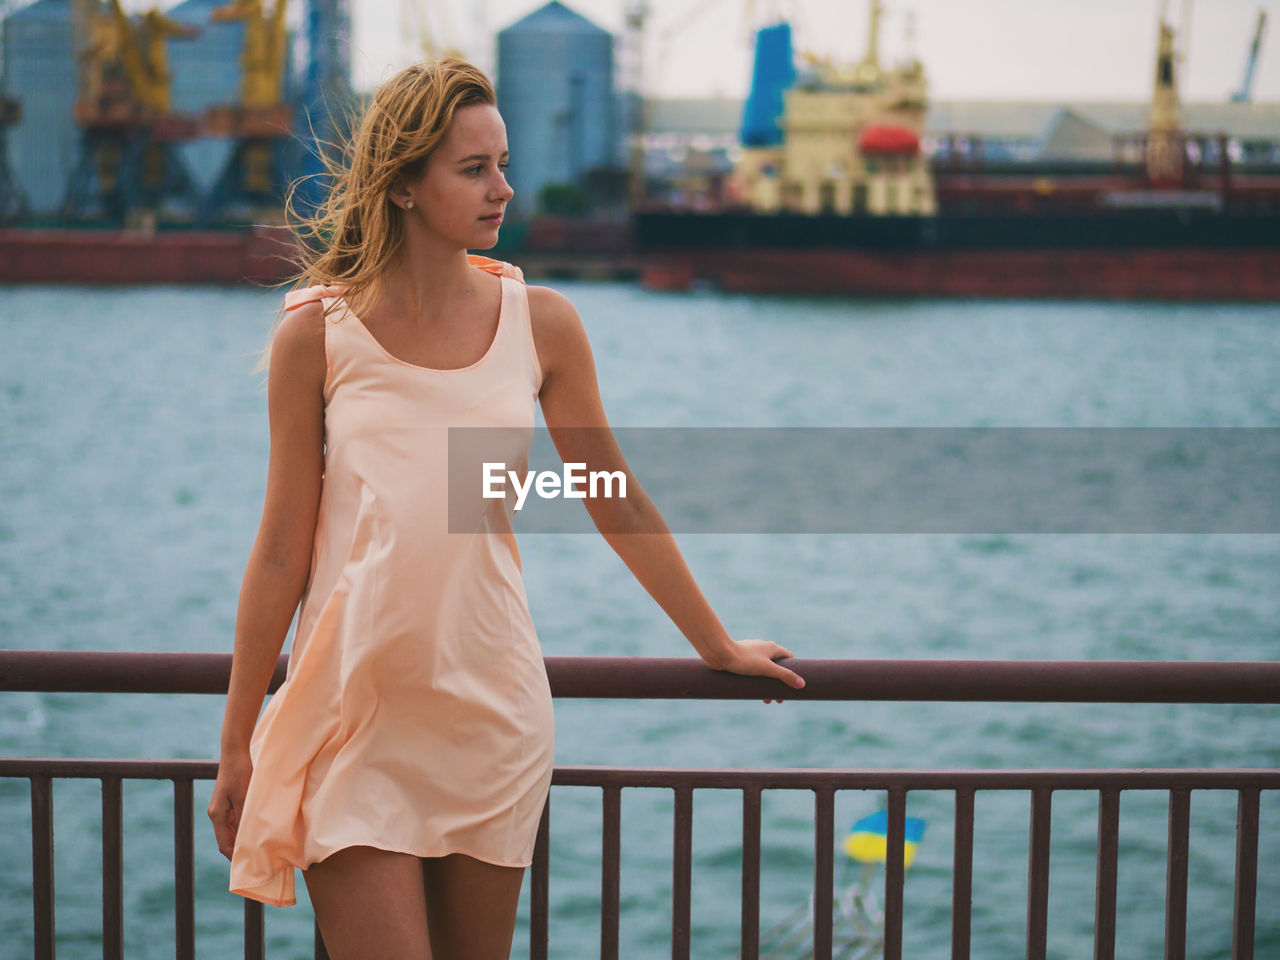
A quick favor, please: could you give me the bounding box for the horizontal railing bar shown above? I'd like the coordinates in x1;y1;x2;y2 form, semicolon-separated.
550;768;1280;790
0;651;280;695
4;651;1280;703
3;759;1280;790
2;759;220;778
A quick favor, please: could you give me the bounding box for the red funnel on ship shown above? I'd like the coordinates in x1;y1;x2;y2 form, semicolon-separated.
859;124;920;155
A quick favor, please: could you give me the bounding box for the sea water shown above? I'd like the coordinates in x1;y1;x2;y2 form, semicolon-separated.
1;282;1277;958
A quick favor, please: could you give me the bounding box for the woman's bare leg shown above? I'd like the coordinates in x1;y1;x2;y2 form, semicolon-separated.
302;845;433;960
420;853;526;960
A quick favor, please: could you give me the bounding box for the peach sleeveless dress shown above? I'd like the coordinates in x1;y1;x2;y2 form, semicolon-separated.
228;256;555;907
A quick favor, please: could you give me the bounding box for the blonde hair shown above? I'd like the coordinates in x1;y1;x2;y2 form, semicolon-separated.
255;57;498;374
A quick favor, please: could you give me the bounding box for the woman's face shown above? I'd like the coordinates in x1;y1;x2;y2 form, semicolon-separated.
403;103;514;248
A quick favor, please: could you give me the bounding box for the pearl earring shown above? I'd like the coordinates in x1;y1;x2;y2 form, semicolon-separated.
405;200;415;210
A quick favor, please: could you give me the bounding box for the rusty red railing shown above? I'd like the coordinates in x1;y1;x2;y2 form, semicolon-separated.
1;651;1276;960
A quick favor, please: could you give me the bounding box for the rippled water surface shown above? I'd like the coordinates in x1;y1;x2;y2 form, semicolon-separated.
2;281;1278;958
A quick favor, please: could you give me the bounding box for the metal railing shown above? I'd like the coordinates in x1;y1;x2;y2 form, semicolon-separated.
2;651;1277;960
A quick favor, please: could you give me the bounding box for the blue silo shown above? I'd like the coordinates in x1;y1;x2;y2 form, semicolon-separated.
496;0;616;221
2;0;77;216
166;0;246;192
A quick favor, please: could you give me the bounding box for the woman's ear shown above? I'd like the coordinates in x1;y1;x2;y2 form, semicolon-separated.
387;181;412;211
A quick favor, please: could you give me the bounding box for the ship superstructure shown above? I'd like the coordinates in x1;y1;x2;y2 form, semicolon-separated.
632;2;1280;301
733;0;934;217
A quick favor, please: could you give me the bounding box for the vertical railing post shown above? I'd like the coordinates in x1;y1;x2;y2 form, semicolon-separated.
244;900;264;960
740;786;762;960
951;788;975;960
812;787;835;960
1232;788;1260;960
530;789;550;960
1164;788;1191;960
102;776;124;960
1027;788;1052;960
601;785;621;960
174;778;195;960
672;784;693;960
31;774;55;960
1094;788;1121;960
883;788;907;960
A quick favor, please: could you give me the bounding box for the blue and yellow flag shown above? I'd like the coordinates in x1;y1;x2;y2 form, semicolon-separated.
842;811;927;868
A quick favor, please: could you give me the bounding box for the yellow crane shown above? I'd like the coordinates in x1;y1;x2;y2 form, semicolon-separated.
140;8;199;113
210;0;289;109
64;0;200;223
202;0;294;221
401;0;464;61
77;0;194;118
1146;2;1187;185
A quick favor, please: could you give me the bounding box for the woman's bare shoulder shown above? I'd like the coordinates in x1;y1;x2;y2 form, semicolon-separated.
526;284;584;339
269;300;328;389
525;284;589;374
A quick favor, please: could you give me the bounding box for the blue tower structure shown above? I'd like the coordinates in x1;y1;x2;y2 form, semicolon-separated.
0;94;25;221
167;0;246;191
295;0;353;215
2;0;77;216
497;1;616;221
740;22;795;147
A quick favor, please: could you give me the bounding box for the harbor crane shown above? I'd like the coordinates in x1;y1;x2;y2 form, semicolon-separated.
1230;9;1267;103
201;0;294;223
1145;1;1189;186
400;0;464;61
62;0;201;224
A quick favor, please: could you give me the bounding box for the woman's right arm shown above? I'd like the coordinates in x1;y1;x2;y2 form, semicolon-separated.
207;301;327;860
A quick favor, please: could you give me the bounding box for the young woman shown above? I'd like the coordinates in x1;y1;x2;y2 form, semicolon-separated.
206;57;805;960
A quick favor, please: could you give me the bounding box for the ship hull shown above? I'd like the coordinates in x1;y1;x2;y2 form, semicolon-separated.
634;212;1280;301
0;227;299;285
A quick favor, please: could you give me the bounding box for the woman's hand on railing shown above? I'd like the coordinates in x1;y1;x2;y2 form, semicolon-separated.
207;748;253;860
707;639;805;704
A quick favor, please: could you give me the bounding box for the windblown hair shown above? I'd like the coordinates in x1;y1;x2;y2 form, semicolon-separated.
254;58;497;374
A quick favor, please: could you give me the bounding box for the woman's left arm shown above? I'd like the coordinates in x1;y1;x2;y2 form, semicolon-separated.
529;285;804;695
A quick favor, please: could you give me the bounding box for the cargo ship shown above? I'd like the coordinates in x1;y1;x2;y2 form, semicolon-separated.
0;224;298;284
632;5;1280;301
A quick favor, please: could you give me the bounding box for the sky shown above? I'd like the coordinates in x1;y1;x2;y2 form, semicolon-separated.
9;0;1270;103
347;0;1279;102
